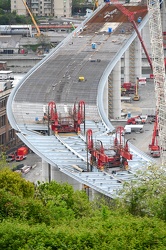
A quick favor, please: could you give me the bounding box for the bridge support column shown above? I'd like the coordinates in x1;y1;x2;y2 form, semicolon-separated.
124;49;130;83
51;167;82;191
42;160;51;182
124;37;142;83
111;60;121;119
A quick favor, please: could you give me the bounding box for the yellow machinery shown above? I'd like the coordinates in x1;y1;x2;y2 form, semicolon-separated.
79;76;85;82
22;0;41;37
133;77;140;101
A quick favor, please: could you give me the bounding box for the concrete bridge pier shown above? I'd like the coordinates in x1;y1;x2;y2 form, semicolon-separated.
122;37;144;84
42;159;51;182
124;49;130;83
108;60;121;119
124;37;142;84
51;166;83;191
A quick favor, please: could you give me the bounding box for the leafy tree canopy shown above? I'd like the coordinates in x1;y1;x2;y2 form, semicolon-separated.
116;164;166;221
0;165;166;249
0;169;34;198
0;0;10;11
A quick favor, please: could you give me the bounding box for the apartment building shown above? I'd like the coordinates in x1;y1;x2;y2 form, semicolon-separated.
54;0;72;18
11;0;72;17
0;89;20;153
11;0;26;15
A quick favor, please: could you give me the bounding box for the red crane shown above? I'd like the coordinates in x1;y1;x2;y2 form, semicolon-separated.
110;0;153;70
86;126;132;170
47;100;85;134
149;115;160;158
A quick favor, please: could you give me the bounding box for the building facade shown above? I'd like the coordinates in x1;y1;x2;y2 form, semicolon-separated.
0;89;20;153
11;0;26;15
11;0;72;17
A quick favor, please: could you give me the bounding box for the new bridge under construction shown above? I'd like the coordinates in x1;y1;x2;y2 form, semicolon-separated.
7;0;166;198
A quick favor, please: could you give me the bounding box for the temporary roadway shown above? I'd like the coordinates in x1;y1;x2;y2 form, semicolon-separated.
7;1;156;198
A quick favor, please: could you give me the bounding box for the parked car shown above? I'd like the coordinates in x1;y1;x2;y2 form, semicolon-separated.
15;155;26;162
12;164;24;172
6;154;15;162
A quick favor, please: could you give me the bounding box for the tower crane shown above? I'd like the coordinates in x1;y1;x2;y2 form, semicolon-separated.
147;0;166;165
22;0;41;37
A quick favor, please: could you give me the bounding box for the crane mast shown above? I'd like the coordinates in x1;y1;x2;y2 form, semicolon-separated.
22;0;41;37
147;0;166;165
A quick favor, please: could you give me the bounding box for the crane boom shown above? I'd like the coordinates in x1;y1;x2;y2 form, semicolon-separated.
147;0;166;165
22;0;41;37
110;0;153;70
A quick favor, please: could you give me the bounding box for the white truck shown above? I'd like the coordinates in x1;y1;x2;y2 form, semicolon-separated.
0;81;13;92
124;125;144;134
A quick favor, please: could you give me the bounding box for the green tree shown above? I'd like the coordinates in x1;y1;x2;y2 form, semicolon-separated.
0;169;34;198
0;212;166;249
0;168;165;249
0;0;10;11
116;164;166;221
36;181;92;219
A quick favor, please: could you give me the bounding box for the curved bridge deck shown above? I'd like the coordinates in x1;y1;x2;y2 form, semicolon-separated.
7;2;156;198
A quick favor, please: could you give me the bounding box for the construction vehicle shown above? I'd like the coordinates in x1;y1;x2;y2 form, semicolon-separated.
121;82;136;96
15;146;29;162
124;125;144;133
127;116;141;125
22;0;41;37
133;77;140;101
86;126;132;170
149;115;160;158
46;100;85;134
127;115;147;125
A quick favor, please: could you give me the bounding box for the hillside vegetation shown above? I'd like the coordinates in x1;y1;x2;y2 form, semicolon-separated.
0;165;166;249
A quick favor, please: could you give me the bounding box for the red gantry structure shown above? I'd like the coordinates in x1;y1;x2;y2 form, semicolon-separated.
47;100;85;134
87;126;132;170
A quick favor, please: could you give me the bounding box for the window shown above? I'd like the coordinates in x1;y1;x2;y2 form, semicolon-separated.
0;97;7;109
0;115;6;127
0;133;6;145
8;129;15;141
